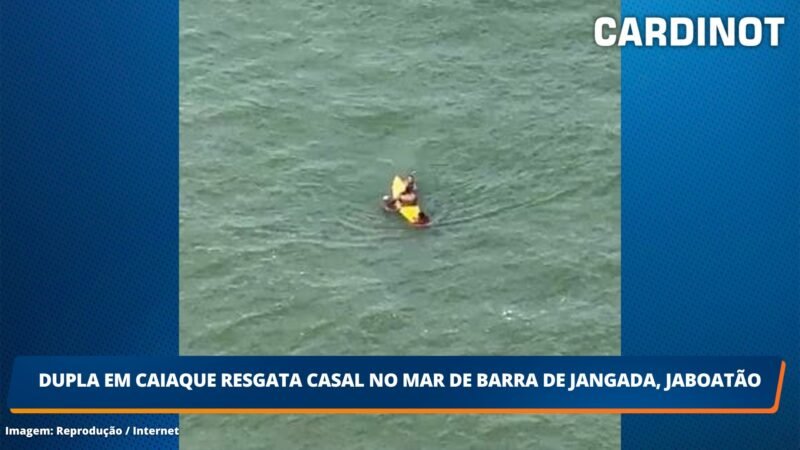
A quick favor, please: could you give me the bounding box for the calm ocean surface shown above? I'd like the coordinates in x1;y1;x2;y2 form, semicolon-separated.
180;0;620;448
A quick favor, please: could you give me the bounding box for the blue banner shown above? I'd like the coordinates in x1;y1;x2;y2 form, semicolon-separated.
621;0;800;448
0;1;178;449
8;356;783;412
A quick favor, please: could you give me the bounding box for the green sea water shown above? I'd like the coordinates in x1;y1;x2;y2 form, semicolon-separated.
180;0;620;448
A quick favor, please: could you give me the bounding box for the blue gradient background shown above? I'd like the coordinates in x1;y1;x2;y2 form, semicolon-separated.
622;1;800;449
0;2;178;449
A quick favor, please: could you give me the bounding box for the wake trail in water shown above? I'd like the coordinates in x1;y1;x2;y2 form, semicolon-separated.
431;187;578;228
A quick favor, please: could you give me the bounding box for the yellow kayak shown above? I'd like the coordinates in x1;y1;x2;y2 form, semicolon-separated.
384;175;430;227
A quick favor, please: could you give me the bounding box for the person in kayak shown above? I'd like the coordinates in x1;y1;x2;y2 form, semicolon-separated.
404;174;417;192
395;175;418;206
383;174;418;209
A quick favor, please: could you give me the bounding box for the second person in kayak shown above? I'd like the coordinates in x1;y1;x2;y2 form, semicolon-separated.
396;174;418;206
